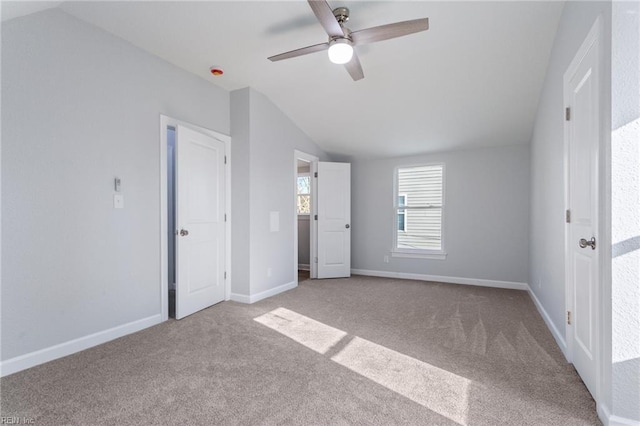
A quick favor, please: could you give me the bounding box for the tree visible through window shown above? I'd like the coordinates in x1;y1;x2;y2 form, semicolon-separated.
297;175;311;214
394;165;444;252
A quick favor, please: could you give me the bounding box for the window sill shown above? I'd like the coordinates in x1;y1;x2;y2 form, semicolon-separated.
391;251;447;260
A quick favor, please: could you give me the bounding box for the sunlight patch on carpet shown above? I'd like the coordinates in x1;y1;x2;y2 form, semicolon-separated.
255;308;470;425
332;337;470;425
254;307;347;354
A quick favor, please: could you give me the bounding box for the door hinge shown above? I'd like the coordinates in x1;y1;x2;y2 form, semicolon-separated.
314;257;318;263
314;214;318;221
567;311;571;325
314;172;318;178
565;107;571;121
224;213;227;222
566;209;571;223
224;271;227;279
224;155;227;165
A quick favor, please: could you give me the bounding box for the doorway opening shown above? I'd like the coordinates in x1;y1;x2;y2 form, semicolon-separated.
167;126;177;318
160;115;232;322
294;150;319;283
297;159;312;283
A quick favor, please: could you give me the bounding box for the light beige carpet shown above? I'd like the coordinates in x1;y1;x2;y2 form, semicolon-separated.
1;275;600;425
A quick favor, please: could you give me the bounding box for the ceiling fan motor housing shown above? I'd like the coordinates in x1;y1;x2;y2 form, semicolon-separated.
332;7;349;24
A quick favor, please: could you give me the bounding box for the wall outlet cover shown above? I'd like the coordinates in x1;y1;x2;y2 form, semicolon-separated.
114;194;124;209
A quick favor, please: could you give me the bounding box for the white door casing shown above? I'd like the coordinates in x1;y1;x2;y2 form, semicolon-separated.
317;162;351;279
564;17;601;398
175;125;226;319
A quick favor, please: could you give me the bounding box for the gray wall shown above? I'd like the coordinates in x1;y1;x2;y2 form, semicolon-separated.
230;88;329;298
230;89;252;297
351;144;530;283
1;10;230;361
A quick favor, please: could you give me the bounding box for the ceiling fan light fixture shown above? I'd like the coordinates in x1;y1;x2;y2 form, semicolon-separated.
328;39;353;64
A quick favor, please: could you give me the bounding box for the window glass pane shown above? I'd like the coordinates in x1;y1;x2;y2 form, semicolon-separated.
396;208;442;250
397;165;442;207
397;195;406;231
297;194;310;214
297;176;310;195
297;175;311;214
397;212;406;231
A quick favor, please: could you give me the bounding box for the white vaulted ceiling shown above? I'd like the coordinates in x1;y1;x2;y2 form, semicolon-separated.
4;1;565;159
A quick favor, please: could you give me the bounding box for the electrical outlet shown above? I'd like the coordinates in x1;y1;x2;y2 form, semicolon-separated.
267;268;272;278
383;255;389;263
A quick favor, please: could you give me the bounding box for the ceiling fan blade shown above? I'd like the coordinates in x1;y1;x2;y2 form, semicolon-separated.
268;42;329;62
308;0;344;38
344;51;364;81
351;18;429;46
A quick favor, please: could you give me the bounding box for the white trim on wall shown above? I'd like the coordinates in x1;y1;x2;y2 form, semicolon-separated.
0;315;162;377
527;286;568;360
230;281;297;304
160;115;232;321
351;268;528;290
598;404;640;426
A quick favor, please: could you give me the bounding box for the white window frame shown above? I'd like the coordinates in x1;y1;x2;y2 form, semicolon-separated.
392;163;446;260
297;173;311;216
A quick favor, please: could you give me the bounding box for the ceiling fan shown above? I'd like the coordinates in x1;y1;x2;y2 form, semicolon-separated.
268;0;429;81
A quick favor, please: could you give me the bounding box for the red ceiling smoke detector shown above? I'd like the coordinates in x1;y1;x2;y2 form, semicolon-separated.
209;66;224;76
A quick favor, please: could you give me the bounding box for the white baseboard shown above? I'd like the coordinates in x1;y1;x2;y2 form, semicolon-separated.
230;292;251;303
351;268;528;291
600;404;612;426
610;415;640;426
298;264;310;271
526;285;568;360
0;314;162;377
230;281;297;304
599;403;640;426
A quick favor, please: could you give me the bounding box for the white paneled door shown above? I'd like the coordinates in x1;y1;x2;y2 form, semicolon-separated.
175;125;226;319
564;19;600;398
317;162;351;279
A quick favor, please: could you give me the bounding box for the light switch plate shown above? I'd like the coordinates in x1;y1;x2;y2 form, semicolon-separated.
114;194;124;209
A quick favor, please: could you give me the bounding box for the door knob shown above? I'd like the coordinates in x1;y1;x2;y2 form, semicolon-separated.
579;237;596;250
345;224;350;229
179;229;189;237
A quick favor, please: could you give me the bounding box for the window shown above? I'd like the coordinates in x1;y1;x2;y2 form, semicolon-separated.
297;175;311;215
393;164;445;259
397;194;407;232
